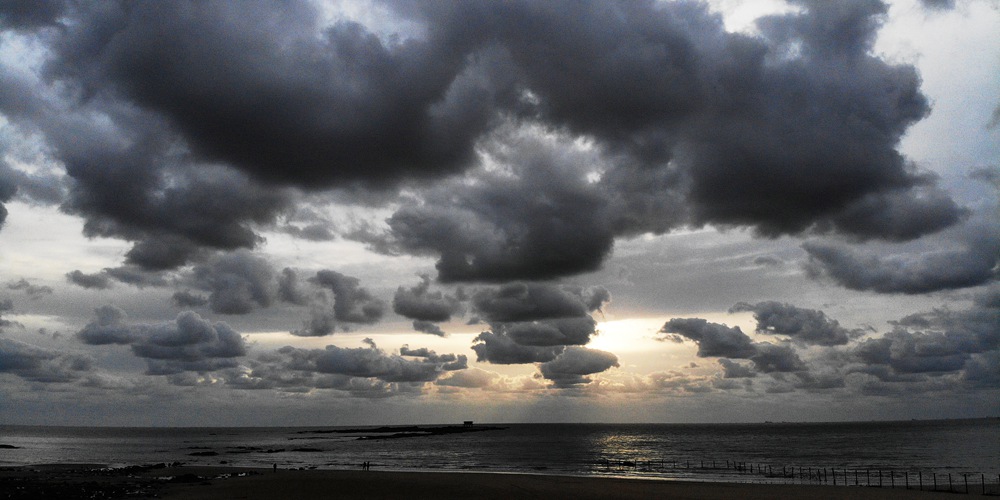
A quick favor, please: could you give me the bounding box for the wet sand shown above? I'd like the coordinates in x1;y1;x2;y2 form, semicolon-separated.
158;468;970;500
0;464;983;499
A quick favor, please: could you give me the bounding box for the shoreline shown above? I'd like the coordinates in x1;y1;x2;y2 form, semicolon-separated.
2;464;988;500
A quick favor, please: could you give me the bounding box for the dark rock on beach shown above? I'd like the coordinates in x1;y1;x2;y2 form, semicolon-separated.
0;463;226;500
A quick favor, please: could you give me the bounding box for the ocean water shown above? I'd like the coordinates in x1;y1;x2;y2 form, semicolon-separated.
1;419;997;485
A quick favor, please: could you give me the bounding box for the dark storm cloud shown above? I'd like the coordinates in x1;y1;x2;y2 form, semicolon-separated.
75;306;247;375
371;0;957;281
381;126;617;282
6;279;53;299
47;1;492;189
3;0;962;280
171;290;208;308
0;49;294;268
538;346;619;387
822;186;967;242
0;0;66;30
730;301;855;346
0;338;91;383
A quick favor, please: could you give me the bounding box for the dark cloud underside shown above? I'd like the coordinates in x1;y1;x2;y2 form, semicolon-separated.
0;0;965;283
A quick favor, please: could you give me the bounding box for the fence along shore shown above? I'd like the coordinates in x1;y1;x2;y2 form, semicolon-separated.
593;457;1000;495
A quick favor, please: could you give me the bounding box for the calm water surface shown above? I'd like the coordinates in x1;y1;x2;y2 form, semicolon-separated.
1;419;996;484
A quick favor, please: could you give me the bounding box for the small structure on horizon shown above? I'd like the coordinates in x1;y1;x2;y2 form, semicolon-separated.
463;421;474;427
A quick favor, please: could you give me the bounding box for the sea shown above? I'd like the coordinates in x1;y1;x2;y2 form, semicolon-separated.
1;419;997;486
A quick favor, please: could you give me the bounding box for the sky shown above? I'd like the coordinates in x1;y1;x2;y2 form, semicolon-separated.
0;0;997;426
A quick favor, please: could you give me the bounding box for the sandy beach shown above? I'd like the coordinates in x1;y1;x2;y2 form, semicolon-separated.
3;464;977;500
153;469;985;500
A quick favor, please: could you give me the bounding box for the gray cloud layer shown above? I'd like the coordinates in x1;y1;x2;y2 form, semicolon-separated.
0;0;967;284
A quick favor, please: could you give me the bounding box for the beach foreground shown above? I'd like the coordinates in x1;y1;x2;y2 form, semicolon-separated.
155;469;982;500
0;465;984;499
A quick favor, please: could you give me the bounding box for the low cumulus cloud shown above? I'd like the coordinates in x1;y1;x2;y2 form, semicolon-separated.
661;289;1000;394
659;318;757;359
0;0;965;282
539;346;619;387
805;169;1000;295
392;275;463;335
190;251;278;314
66;270;113;290
232;341;468;394
66;266;169;290
76;306;247;375
0;299;23;331
730;301;856;346
0;337;92;383
292;270;386;336
6;279;53;299
469;283;610;364
803;232;999;294
659;317;806;374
